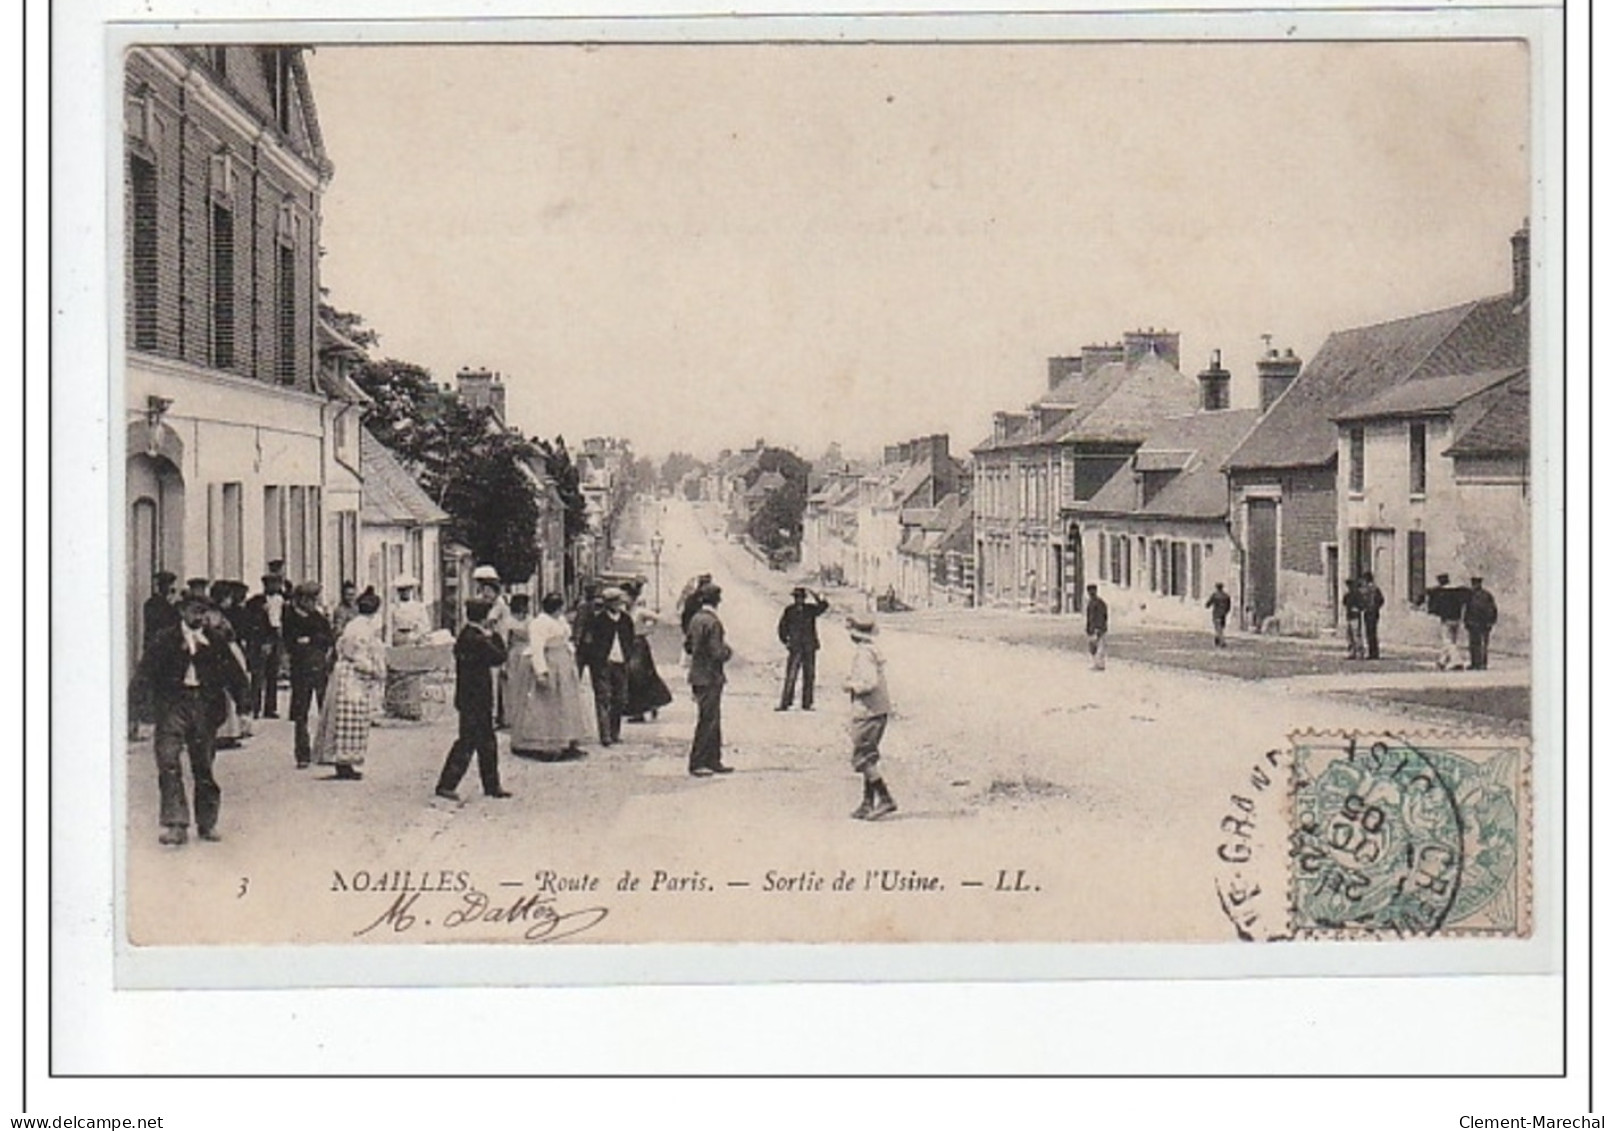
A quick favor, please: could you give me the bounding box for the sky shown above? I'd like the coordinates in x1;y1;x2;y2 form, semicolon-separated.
306;40;1530;462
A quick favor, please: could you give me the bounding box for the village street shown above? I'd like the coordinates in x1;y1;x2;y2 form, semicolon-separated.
125;496;1523;949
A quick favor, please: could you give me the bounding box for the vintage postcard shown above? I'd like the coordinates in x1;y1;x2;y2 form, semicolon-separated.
99;12;1562;987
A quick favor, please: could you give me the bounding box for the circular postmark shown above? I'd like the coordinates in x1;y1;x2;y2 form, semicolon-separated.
1290;738;1465;937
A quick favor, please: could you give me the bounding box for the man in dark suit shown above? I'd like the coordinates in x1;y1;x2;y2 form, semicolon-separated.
776;586;830;711
139;592;248;845
283;581;334;768
435;598;512;802
243;573;287;718
1360;571;1386;660
1464;576;1499;671
130;570;181;741
578;587;636;746
686;584;734;777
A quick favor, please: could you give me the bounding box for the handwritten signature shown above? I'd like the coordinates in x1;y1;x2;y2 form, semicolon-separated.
355;889;609;943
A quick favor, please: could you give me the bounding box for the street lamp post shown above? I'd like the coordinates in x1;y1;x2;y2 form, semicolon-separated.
650;531;664;613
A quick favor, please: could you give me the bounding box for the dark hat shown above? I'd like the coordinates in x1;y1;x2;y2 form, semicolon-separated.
698;583;723;604
1470;576;1484;585
186;576;209;591
153;570;177;587
267;559;286;573
792;586;807;597
178;591;211;610
1436;573;1451;584
293;580;322;599
1361;571;1375;582
1085;583;1098;593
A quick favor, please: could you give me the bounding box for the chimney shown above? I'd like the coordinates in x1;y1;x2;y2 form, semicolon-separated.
455;366;506;423
1257;347;1304;414
1080;342;1125;375
1511;220;1530;305
992;413;1010;444
1122;328;1181;371
1047;356;1084;390
1197;349;1231;412
884;443;902;465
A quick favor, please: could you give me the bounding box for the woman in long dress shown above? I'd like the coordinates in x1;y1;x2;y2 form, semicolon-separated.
623;580;673;722
315;590;386;781
511;593;589;760
384;576;431;720
502;594;534;738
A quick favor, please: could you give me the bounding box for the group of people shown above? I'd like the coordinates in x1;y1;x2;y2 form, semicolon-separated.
1424;573;1499;671
130;566;390;846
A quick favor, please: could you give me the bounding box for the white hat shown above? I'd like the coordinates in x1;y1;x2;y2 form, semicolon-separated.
472;565;501;583
393;574;418;590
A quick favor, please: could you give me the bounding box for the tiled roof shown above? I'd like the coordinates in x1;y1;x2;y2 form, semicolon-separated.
938;498;975;555
1226;293;1528;471
1446;373;1531;457
360;428;449;527
1057;355;1201;444
1076;408;1261;522
1334;367;1523;422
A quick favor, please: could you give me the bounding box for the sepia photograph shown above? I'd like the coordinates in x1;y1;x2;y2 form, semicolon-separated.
109;31;1553;962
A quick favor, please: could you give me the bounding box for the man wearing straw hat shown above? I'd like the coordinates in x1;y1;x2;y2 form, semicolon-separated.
844;613;897;820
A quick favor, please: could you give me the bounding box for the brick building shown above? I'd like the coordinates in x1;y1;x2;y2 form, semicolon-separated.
1223;229;1529;637
974;331;1198;613
123;45;348;661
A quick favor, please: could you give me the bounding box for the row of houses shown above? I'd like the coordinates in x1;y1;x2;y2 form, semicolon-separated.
121;45;582;661
966;231;1530;651
797;230;1530;654
802;434;974;609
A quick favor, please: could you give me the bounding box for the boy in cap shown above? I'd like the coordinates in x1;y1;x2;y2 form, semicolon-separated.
434;598;512;802
844;613;896;820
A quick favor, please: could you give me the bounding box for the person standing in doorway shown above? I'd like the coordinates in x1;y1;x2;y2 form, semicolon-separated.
1205;582;1232;648
138;592;247;845
434;598;512;802
1464;576;1498;671
1084;584;1109;671
685;584;733;777
283;581;334;769
1360;571;1386;660
776;586;830;710
844;613;896;820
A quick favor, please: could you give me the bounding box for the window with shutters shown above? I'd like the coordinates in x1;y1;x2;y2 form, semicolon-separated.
129;155;159;352
1407;530;1427;606
1409;422;1428;496
209;203;235;369
276;243;296;384
1348;427;1366;494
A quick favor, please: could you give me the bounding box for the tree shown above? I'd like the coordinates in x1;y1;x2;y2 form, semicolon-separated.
744;447;811;553
659;451;702;493
318;296;381;350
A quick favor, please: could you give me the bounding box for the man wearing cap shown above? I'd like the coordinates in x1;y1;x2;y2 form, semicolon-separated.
776;586;830;711
283;581;334;768
1463;576;1499;671
137;592;248;845
1424;573;1468;671
578;587;636;745
243;574;287;718
434;597;512;802
685;584;734;776
130;570;181;741
844;613;897;820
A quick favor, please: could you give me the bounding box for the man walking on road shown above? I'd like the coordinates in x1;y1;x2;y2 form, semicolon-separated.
244;573;287;718
1464;576;1499;671
435;598;513;802
844;613;896;820
1205;582;1232;648
776;586;830;710
139;592;248;846
1084;584;1108;671
685;584;733;777
1360;572;1386;660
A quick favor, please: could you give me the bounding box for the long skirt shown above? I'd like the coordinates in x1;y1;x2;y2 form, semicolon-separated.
624;636;673;718
315;661;373;767
511;638;592;754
